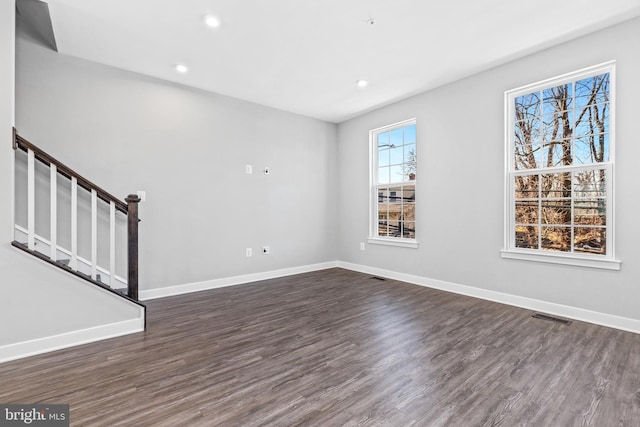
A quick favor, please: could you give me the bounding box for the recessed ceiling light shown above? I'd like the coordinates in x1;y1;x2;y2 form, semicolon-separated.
357;79;369;87
176;64;188;73
204;15;221;28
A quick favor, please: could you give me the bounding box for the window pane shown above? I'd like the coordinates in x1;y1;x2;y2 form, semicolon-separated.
404;124;416;144
378;203;389;220
390;146;403;165
515;118;541;145
378;200;389;214
388;218;401;237
403;206;415;222
515;144;541;170
574;170;606;198
404;144;416;176
542;84;572;115
543;139;570;168
541;226;570;252
514;92;540;121
378;167;390;184
574;227;606;255
390;128;403;147
378;221;390;237
541;199;571;225
575;103;609;137
575;134;609;164
402;185;415;202
515;225;538;249
542;110;573;142
378;187;389;237
542;172;571;198
378;187;390;203
515;201;538;224
515;175;539;199
378;148;390;167
575;73;609;108
388;187;402;204
574;199;606;226
402;222;416;239
377;132;390;148
389;165;403;182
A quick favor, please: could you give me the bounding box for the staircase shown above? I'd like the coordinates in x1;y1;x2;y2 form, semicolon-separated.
11;129;145;316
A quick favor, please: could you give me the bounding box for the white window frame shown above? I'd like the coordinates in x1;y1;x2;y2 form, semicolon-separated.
368;118;418;249
501;61;620;270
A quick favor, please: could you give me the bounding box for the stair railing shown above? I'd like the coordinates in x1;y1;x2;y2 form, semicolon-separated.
12;128;140;301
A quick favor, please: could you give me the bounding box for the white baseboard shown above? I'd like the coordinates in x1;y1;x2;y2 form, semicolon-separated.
0;317;145;364
338;261;640;334
139;261;339;300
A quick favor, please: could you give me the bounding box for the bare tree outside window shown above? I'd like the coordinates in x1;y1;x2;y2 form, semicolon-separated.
510;69;611;256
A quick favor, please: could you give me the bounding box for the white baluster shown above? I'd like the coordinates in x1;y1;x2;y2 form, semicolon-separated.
91;189;97;281
27;149;35;250
110;201;116;287
50;164;57;261
70;177;78;270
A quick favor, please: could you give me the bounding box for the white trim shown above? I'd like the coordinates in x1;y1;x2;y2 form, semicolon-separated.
140;261;339;300
367;237;418;249
0;317;144;364
337;261;640;334
500;249;620;270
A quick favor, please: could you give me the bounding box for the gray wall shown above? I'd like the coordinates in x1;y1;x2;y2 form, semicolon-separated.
0;1;141;349
337;17;640;321
16;30;339;291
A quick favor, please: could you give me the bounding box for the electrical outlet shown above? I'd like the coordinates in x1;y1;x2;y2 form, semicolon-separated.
246;248;252;257
360;242;365;251
262;246;270;255
245;165;253;174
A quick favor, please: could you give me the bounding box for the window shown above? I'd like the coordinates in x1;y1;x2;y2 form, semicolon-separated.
369;119;417;248
502;62;620;270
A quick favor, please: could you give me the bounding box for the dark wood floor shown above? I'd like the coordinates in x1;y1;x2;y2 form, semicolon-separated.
1;268;639;426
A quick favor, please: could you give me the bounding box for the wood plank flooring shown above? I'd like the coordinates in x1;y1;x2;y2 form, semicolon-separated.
1;268;639;426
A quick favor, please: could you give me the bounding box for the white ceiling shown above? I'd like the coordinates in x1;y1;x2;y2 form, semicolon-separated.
45;0;640;123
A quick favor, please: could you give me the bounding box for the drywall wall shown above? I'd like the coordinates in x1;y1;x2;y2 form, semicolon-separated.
15;26;339;291
1;0;16;242
1;2;143;358
337;17;640;322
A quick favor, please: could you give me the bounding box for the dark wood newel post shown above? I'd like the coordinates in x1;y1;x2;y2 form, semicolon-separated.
125;194;141;300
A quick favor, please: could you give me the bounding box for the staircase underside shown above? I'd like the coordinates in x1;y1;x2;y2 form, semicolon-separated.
11;241;146;309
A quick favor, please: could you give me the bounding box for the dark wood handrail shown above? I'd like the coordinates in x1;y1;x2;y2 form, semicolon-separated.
13;130;128;213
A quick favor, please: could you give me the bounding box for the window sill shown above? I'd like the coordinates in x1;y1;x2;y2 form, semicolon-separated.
368;237;418;249
500;249;621;270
